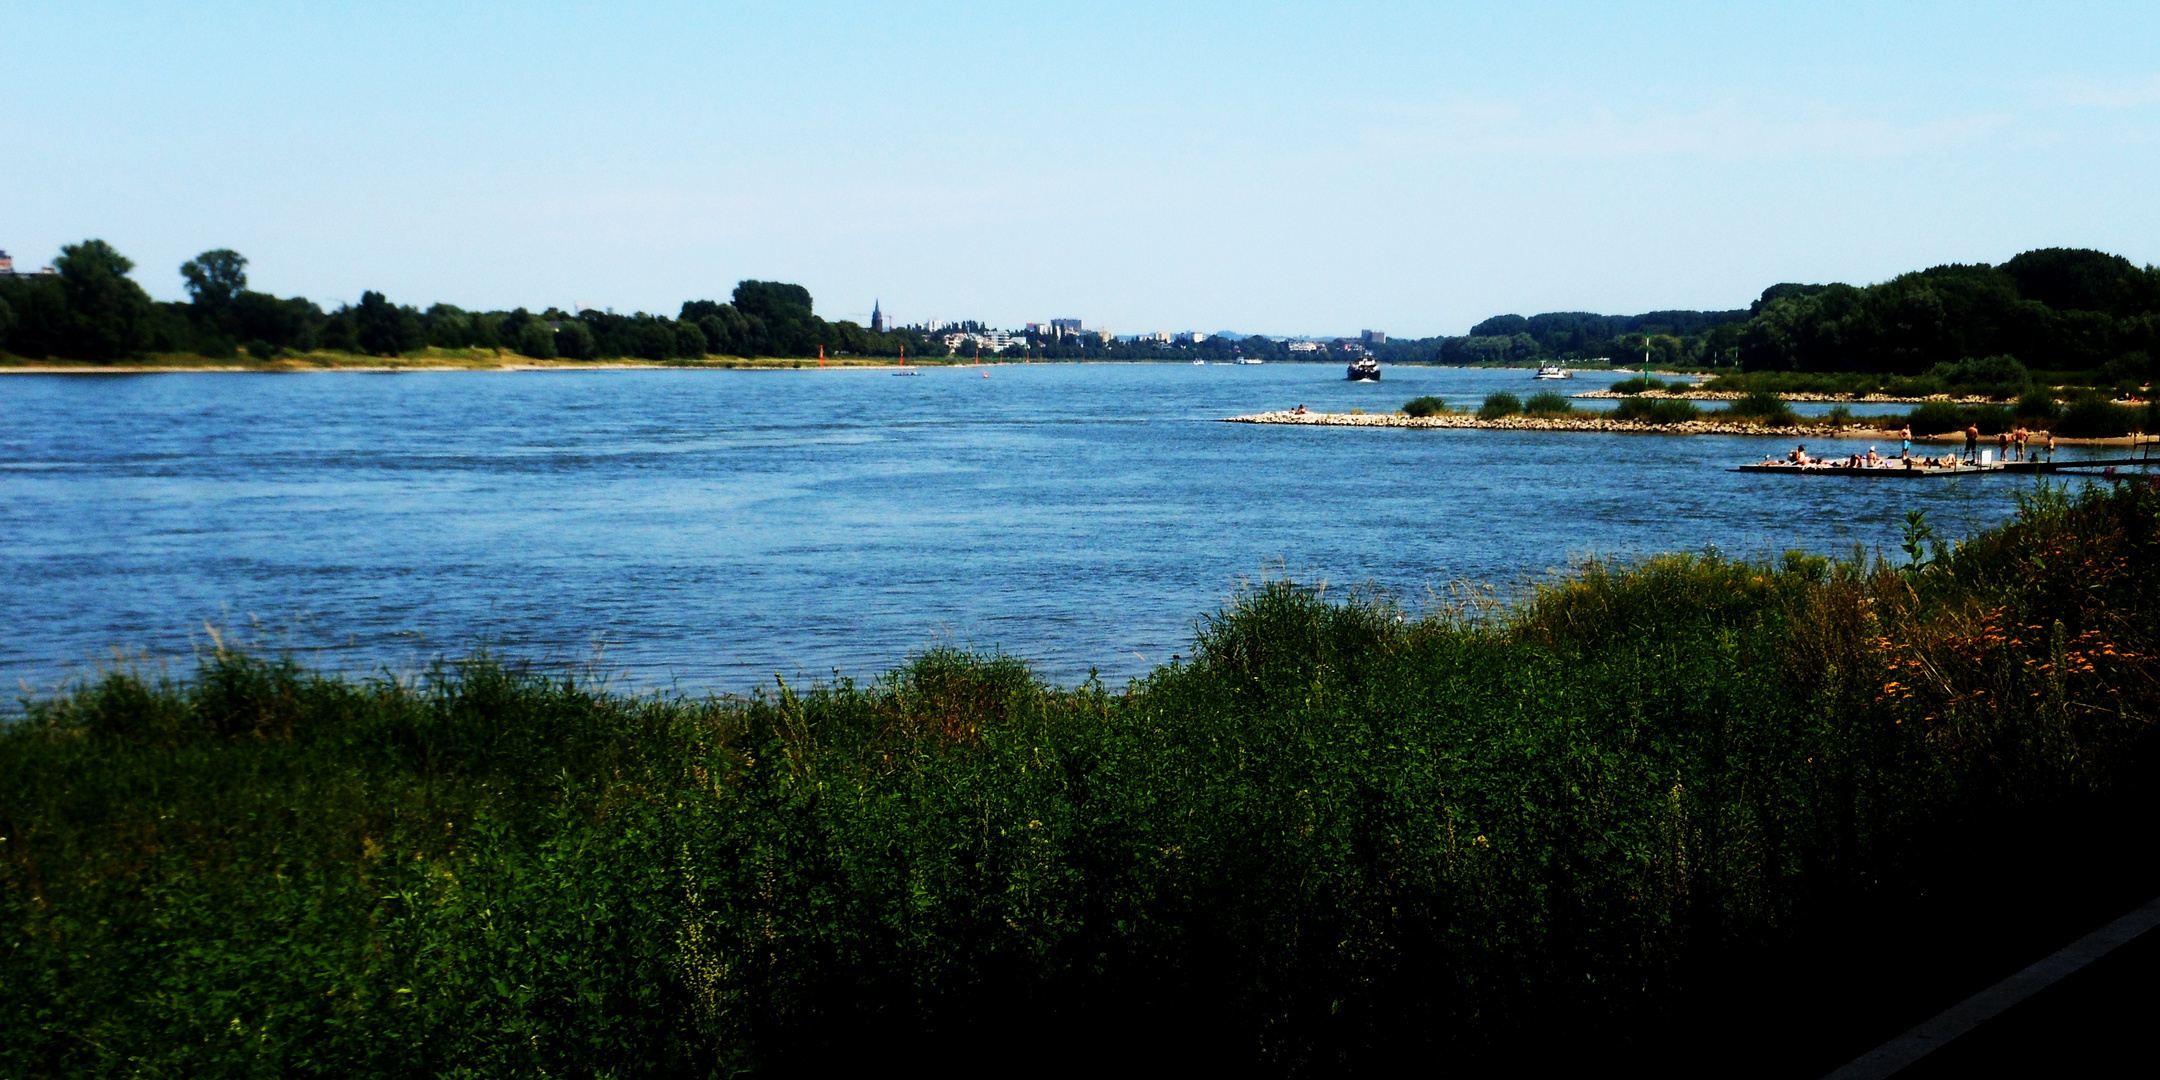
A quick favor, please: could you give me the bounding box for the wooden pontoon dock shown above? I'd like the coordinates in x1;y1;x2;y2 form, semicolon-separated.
1735;451;2157;478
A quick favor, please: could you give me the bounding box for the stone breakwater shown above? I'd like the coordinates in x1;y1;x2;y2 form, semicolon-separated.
1222;411;1885;438
1570;389;1997;404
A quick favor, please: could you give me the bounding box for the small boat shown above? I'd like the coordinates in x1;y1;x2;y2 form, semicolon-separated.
1236;358;1264;365
892;369;921;376
1346;356;1381;381
1192;359;1206;365
1532;362;1572;380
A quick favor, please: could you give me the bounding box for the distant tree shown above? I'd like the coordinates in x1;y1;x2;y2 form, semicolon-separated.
2000;248;2138;314
318;311;359;352
352;291;424;356
55;239;156;360
1749;283;1831;317
681;299;750;355
0;293;14;353
555;320;594;360
422;304;474;348
227;292;311;350
731;280;818;355
631;318;674;361
674;320;708;357
516;322;558;359
180;249;248;313
1469;314;1529;337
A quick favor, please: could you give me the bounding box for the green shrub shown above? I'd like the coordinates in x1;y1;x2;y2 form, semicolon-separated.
2055;395;2138;438
1906;400;1969;436
1825;404;1854;426
1477;391;1522;419
2014;390;2060;422
1612;397;1701;423
1901;401;2013;435
1720;389;1797;425
1402;395;1448;417
1929;354;2030;393
6;484;2160;1072
1607;376;1669;395
1523;390;1574;416
1882;375;1951;398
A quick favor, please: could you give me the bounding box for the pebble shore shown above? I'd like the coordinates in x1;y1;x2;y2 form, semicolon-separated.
1225;410;2156;446
1570;389;1997;404
1222;410;1874;438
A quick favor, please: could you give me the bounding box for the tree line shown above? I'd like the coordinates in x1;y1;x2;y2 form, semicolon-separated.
0;241;932;363
1734;247;2159;382
6;240;2154;383
1387;247;2159;383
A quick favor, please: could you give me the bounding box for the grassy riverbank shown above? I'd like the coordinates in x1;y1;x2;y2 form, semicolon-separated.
6;482;2158;1076
0;347;981;373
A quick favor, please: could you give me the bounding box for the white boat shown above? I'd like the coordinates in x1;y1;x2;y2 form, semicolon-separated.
1532;362;1573;380
1192;359;1206;365
1236;358;1264;365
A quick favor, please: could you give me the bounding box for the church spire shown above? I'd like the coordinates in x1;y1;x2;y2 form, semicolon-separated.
870;299;885;333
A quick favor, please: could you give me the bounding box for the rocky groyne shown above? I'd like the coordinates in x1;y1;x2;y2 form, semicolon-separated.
1569;389;1997;404
1222;410;1880;438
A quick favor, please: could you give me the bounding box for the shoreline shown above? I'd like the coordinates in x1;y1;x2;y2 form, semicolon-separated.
0;352;947;374
1223;410;2157;446
1572;388;1997;404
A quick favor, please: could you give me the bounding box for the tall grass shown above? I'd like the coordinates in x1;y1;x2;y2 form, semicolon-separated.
2055;395;2142;438
1719;389;1799;425
1613;397;1702;423
1522;390;1574;416
1702;371;1955;399
1477;391;1522;419
1608;376;1671;395
1402;395;1448;417
5;483;2158;1075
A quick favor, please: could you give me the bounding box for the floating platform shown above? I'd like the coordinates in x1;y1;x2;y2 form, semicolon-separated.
1735;455;2157;478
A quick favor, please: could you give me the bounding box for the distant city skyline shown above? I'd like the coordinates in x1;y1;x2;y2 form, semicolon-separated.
4;3;2157;337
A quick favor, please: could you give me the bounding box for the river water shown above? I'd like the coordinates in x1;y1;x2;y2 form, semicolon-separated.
0;363;2064;693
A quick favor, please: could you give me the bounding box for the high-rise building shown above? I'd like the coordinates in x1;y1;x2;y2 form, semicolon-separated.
870;300;885;333
1050;318;1083;335
1360;329;1387;345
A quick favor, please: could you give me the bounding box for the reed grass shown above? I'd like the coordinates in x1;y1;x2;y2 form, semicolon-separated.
1522;390;1574;416
1477;391;1522;419
1612;397;1702;423
1718;389;1799;425
5;482;2158;1075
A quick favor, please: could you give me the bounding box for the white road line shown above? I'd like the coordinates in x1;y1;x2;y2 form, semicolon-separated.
1823;892;2160;1079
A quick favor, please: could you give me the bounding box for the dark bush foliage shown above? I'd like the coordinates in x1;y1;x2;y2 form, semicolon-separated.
1477;391;1522;419
8;485;2158;1074
1523;390;1574;416
2055;396;2139;438
1720;389;1798;425
1402;395;1447;417
1612;397;1702;423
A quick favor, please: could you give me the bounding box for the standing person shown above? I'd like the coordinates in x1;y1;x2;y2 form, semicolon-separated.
1996;429;2010;463
1965;422;1980;462
2014;426;2028;461
2045;429;2056;462
1900;422;1912;459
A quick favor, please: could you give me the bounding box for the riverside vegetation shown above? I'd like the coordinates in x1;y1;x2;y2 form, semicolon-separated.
5;481;2159;1075
5;241;2155;382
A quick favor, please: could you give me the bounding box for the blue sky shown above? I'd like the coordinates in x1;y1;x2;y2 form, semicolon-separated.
4;1;2157;336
